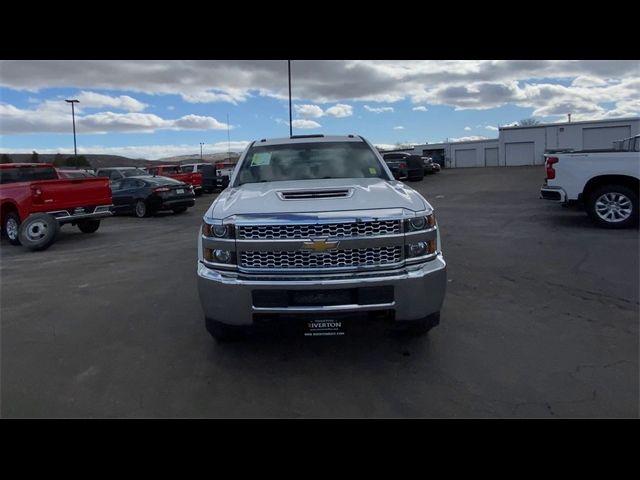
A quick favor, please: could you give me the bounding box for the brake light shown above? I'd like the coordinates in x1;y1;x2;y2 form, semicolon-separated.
154;187;170;192
399;162;408;168
545;157;559;179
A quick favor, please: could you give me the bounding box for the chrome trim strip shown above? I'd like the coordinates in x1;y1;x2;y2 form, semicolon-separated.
237;259;405;274
235;233;406;252
252;302;395;313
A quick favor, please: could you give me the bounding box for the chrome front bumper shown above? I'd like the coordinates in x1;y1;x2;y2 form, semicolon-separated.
197;255;447;326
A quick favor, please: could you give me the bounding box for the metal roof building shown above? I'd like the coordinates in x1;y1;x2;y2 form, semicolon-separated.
410;117;640;168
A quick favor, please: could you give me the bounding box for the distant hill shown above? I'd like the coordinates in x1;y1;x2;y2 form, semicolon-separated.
1;152;240;169
157;152;240;164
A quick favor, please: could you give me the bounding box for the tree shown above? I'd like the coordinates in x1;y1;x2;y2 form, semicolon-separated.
518;118;540;127
31;151;39;163
0;154;12;164
66;155;90;167
53;153;66;166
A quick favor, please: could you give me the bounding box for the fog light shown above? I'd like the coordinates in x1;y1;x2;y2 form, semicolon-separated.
204;248;214;261
408;241;428;257
427;239;437;254
213;249;232;263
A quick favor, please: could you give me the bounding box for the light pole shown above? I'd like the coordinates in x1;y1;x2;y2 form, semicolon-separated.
65;99;80;156
288;60;293;137
200;142;205;161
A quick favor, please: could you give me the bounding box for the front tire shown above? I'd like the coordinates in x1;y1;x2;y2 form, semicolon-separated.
205;317;245;342
77;219;101;233
3;211;22;245
18;213;60;251
587;184;638;229
134;200;149;218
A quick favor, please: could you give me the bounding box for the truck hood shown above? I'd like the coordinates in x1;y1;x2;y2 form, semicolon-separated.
205;178;430;219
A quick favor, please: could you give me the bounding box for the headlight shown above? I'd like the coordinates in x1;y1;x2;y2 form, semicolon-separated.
202;221;234;238
213;225;228;237
405;213;436;231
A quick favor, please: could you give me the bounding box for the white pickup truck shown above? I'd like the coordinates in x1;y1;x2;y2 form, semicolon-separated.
197;134;446;341
540;135;640;228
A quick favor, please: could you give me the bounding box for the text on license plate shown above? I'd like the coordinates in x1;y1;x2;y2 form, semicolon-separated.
176;189;184;194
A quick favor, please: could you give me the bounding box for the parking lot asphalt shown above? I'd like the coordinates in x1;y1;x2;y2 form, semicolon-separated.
1;166;638;418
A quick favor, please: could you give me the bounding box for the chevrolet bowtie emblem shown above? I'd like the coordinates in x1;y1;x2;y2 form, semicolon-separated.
302;238;340;253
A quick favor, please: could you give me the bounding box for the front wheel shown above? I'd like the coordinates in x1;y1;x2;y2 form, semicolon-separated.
3;211;22;245
18;213;60;251
77;219;101;233
587;184;638;229
134;200;149;218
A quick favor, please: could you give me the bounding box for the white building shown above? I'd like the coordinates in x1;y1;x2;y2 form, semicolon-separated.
411;117;640;168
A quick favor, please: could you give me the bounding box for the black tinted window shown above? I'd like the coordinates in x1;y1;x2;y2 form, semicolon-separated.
0;166;57;184
122;169;148;177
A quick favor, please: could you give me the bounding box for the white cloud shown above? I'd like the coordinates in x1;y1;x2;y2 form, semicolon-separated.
485;125;499;131
464;126;472;131
0;102;230;134
364;105;394;113
167;105;175;111
324;104;353;118
294;103;353;119
1;141;251;160
292;119;321;129
75;91;147;111
393;126;404;130
294;104;324;118
180;89;249;104
412;106;428;112
448;135;489;142
2;61;638;119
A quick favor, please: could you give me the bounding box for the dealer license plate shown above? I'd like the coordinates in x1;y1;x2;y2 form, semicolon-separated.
304;319;345;337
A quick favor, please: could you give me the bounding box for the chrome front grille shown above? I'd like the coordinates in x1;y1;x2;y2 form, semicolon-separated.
240;246;402;270
237;220;401;240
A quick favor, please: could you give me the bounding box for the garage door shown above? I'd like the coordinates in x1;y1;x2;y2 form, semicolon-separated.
455;149;476;168
583;126;631;149
505;142;535;166
484;147;499;166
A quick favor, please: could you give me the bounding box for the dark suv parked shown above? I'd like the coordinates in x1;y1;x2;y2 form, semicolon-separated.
382;152;424;181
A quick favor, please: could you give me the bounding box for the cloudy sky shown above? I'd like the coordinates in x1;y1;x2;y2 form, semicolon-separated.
1;60;638;159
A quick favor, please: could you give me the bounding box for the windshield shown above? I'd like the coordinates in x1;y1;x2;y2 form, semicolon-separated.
235;142;387;186
123;168;148;177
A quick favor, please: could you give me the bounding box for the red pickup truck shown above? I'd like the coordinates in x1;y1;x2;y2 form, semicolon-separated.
145;164;203;195
0;163;113;251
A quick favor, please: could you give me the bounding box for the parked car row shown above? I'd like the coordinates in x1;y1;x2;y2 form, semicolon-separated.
1;160;239;251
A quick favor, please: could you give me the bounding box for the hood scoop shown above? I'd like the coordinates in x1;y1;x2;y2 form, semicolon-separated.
277;188;354;200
